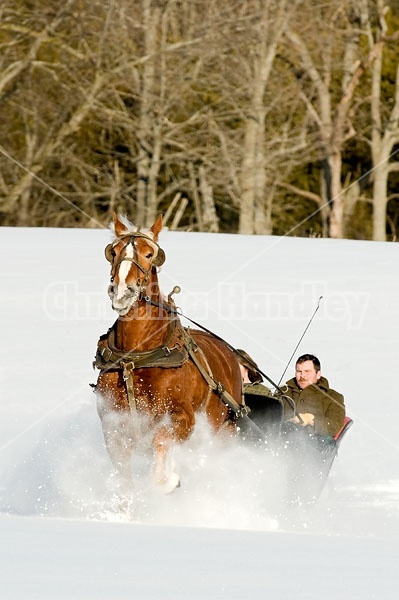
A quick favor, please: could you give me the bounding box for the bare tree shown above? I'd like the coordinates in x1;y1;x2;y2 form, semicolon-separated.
235;0;299;234
0;1;119;226
134;0;163;226
284;1;367;238
363;0;399;241
174;0;308;235
1;0;396;240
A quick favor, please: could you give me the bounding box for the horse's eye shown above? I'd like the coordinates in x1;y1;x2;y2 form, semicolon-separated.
146;252;153;259
110;277;114;283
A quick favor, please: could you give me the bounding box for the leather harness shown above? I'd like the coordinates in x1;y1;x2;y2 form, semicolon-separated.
93;312;249;423
95;230;249;425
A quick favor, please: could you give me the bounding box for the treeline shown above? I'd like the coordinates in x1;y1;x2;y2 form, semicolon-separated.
0;0;398;240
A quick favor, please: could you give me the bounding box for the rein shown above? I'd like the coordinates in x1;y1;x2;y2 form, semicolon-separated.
143;296;284;394
142;295;299;418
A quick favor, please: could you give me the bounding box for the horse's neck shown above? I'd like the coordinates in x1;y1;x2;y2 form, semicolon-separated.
115;283;170;352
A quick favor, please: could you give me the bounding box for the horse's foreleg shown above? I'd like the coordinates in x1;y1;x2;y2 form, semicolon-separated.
152;428;180;494
99;410;135;495
152;411;194;494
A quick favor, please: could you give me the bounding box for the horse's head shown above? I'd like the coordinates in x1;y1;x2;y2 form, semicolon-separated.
105;213;165;316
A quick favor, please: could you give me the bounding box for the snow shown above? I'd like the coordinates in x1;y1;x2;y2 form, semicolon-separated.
1;225;399;598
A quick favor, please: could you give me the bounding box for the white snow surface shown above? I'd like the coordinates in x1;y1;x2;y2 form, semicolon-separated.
1;225;399;599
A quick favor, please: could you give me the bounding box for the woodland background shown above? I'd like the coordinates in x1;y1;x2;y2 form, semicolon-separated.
0;0;398;241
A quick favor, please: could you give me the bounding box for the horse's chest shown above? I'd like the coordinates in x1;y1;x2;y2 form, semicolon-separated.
133;373;178;415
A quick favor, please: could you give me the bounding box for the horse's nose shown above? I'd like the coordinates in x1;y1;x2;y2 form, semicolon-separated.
108;282;136;300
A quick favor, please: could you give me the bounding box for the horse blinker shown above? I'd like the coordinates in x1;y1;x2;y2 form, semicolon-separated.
104;243;114;263
153;247;165;267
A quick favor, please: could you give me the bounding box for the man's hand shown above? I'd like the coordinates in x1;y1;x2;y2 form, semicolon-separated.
290;412;315;427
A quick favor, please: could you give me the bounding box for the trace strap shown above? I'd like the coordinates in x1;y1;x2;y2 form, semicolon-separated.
179;327;250;421
143;296;282;391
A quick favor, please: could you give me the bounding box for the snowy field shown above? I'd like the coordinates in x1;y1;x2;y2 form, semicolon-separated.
1;224;399;599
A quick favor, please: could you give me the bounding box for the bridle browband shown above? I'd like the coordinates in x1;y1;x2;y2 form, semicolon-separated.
105;231;166;288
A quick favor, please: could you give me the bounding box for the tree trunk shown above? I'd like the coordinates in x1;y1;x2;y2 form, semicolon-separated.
328;151;344;238
199;166;219;232
372;164;389;241
238;1;290;235
136;0;162;226
286;6;364;240
239;118;262;234
146;123;162;226
364;2;399;241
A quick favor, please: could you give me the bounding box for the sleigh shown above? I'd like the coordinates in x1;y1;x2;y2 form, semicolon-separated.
243;391;353;446
242;391;353;503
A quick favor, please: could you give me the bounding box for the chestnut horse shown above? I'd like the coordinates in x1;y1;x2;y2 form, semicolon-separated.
94;214;244;495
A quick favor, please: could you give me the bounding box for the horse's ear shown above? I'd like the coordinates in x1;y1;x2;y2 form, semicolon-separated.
113;212;128;238
150;214;163;241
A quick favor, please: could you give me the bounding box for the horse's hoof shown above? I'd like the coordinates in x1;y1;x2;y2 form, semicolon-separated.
155;472;181;495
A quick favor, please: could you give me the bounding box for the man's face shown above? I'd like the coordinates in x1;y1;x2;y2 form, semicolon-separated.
295;360;321;389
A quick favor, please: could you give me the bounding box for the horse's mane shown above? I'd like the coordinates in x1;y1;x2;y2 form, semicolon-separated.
110;214;156;241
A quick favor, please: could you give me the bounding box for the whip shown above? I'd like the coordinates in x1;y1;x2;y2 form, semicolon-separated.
277;296;323;387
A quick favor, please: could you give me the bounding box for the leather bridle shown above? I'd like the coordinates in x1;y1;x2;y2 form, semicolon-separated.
105;232;166;291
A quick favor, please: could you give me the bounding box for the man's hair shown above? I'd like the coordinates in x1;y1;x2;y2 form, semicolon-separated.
236;348;263;383
296;354;321;372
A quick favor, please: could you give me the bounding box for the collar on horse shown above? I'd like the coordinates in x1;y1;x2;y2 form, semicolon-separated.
94;311;187;372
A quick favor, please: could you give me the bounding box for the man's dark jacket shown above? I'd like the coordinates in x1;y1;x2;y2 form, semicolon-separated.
282;376;345;437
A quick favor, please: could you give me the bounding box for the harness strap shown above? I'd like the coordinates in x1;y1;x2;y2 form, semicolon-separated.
188;344;213;412
181;328;250;421
143;296;300;420
143;297;284;393
94;304;249;423
94;314;184;371
121;360;141;437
